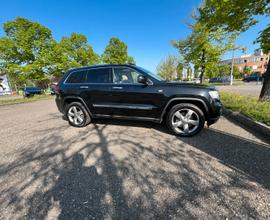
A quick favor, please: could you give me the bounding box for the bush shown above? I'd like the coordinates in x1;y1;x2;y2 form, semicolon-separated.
220;92;270;126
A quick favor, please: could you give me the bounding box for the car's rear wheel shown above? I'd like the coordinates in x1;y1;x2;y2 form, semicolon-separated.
65;102;91;127
167;103;205;137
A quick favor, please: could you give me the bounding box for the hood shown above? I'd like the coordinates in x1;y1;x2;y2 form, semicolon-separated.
162;81;216;90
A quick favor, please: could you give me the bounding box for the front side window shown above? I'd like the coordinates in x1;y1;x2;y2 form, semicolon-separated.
86;68;111;83
113;67;141;84
66;70;87;83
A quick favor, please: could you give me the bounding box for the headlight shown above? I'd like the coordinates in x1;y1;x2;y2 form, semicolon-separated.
209;90;220;100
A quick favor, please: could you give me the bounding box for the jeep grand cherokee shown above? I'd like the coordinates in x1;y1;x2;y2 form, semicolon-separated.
55;64;222;137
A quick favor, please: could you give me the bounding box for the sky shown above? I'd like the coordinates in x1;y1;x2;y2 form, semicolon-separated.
0;0;269;72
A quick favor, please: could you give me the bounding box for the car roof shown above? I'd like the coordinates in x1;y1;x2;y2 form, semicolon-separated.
68;64;136;71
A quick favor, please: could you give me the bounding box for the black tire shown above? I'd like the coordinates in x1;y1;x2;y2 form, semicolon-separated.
65;102;91;127
166;103;205;137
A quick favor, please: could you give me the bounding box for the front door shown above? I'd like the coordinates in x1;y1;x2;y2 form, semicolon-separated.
109;67;164;119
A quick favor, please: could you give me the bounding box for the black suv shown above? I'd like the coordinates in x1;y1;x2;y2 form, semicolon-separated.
55;64;222;137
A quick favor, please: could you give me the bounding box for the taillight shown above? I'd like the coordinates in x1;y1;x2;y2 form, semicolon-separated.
55;83;59;95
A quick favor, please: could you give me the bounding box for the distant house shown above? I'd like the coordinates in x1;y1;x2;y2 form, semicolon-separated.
219;50;269;75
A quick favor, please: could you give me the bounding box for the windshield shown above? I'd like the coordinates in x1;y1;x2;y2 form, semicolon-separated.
136;66;164;81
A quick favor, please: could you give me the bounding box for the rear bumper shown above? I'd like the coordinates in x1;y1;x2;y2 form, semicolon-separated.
55;96;64;113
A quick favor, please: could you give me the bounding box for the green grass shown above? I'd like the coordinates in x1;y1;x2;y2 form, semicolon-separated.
220;91;270;126
0;94;53;106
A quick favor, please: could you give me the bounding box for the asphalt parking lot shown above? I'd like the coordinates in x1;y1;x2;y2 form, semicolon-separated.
217;82;262;98
0;99;270;219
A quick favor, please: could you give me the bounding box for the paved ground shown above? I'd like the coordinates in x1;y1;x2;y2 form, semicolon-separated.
0;99;270;219
217;82;262;98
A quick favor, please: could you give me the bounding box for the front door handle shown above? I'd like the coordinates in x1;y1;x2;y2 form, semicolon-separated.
112;86;123;90
80;86;89;89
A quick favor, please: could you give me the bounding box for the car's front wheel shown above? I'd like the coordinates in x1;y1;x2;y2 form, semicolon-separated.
65;102;91;127
167;103;205;137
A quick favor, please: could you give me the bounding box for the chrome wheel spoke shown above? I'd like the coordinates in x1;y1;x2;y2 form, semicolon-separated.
174;111;184;121
186;109;193;119
77;115;83;123
188;119;199;126
183;123;189;133
172;121;182;128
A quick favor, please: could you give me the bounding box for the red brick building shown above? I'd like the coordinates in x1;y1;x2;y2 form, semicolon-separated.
220;52;269;75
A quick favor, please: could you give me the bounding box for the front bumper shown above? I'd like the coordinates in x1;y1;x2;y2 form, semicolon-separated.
207;99;222;126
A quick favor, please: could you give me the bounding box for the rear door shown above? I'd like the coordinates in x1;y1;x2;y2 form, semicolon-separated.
81;67;113;115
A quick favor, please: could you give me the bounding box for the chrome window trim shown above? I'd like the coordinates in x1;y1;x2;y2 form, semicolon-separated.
93;103;154;110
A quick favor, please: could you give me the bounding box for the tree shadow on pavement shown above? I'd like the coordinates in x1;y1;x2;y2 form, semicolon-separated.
1;117;270;219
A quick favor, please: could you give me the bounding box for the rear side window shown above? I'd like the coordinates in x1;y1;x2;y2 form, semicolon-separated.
66;70;87;83
86;68;111;83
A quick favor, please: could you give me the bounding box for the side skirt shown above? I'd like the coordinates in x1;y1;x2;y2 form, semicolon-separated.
93;114;161;123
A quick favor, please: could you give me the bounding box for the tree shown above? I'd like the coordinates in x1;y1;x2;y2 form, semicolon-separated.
199;0;270;101
156;55;181;80
218;64;231;77
176;63;184;80
102;37;135;64
0;17;54;87
173;22;235;83
44;33;99;79
233;66;241;79
243;66;252;76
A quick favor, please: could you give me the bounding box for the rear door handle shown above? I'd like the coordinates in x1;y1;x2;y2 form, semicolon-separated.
80;86;89;89
112;86;123;90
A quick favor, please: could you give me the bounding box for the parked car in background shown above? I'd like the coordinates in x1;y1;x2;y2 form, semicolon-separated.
55;64;222;137
23;86;42;97
209;76;231;84
243;73;262;82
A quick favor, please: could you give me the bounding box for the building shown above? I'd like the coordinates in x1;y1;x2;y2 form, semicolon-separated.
220;50;269;75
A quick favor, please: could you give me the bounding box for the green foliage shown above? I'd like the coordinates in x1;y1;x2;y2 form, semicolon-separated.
233;66;241;79
173;22;235;82
156;55;181;80
45;33;100;79
220;92;270;126
0;18;101;86
243;66;252;75
199;0;270;53
102;37;135;64
176;63;184;79
0;17;54;86
217;64;231;77
199;0;270;100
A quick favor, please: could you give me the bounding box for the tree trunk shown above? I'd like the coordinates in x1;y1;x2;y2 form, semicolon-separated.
259;59;270;102
200;49;206;84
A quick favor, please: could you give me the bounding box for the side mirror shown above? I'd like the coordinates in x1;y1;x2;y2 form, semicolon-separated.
137;75;147;84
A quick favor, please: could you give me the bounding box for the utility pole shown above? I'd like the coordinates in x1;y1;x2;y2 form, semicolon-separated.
230;49;235;86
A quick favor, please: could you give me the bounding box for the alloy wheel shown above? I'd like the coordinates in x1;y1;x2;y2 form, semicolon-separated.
68;106;85;125
171;108;200;134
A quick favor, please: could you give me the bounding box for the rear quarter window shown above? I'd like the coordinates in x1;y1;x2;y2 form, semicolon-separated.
65;70;87;83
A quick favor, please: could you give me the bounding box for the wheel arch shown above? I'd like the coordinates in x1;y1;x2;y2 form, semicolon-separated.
160;97;209;123
63;96;93;117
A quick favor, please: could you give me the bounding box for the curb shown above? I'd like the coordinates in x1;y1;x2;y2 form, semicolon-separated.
222;108;270;138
